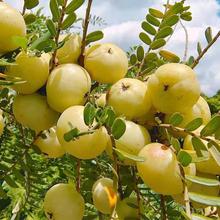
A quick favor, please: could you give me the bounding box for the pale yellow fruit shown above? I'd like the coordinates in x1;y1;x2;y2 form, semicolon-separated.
107;120;151;165
56;105;108;159
34;127;65;158
196;96;211;124
84;43;128;84
46;64;91;113
92;178;117;214
95;93;106;108
6;52;49;94
57;34;81;64
107;78;152;120
44;183;84;220
0;110;4;136
148;63;200;114
137;143;183;195
116;197;143;220
0;2;26;54
183;128;220;175
13;94;59;133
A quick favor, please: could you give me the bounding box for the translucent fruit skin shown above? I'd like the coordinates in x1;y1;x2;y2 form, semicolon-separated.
34;127;65;158
6;52;50;94
13;94;59;133
95;93;106;108
107;120;151;165
92;178;117;214
116;197;143;220
148;63;201;114
84;43;128;84
46;64;91;113
196;96;211;124
44;183;85;220
57;34;81;64
137;143;183;195
107;78;152;120
56;105;108;159
0;2;26;54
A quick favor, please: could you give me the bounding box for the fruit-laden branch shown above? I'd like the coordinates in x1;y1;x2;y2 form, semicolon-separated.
78;0;93;66
51;0;68;70
191;30;220;69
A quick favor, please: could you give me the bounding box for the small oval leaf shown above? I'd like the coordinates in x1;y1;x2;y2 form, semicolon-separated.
177;150;192;167
114;148;145;162
149;8;164;19
141;21;156;35
139;32;152;45
136;46;144;61
200;115;220;136
66;0;85;14
146;14;160;27
169;112;184;126
111;118;126;140
86;31;104;45
62;13;76;30
159;50;180;63
189;192;220;206
156;26;173;39
185;175;220;187
185;118;203;131
150;39;166;50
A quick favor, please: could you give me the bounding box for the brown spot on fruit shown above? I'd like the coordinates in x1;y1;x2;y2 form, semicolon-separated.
121;83;130;91
164;84;169;91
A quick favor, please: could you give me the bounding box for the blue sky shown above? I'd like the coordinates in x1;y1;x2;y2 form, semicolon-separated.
5;0;220;96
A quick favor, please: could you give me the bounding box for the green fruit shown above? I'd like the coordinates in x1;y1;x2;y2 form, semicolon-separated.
0;2;26;54
107;78;152;120
13;94;59;133
137;143;183;195
84;43;128;84
6;52;50;94
34;127;65;158
92;178;117;214
148;63;200;114
44;183;85;220
57;34;81;64
46;64;91;113
56;105;108;159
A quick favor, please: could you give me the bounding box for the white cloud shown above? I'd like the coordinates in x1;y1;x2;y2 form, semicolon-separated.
4;0;220;96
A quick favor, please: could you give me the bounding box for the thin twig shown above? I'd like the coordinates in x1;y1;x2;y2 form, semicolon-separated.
78;0;93;66
191;30;220;69
160;195;167;220
50;0;68;70
22;3;26;16
76;159;81;192
180;20;189;62
132;167;141;219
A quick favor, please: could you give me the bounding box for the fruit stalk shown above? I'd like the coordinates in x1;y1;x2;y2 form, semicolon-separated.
160;195;167;220
51;0;68;70
191;30;220;68
78;0;93;66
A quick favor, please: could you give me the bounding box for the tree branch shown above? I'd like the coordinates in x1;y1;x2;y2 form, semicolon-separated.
160;195;167;220
180;20;189;62
78;0;93;66
191;30;220;69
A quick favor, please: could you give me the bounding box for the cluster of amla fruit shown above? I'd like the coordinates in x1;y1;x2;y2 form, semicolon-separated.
0;2;220;220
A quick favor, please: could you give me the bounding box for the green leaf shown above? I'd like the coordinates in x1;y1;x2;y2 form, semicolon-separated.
191;136;207;157
114;148;145;162
185;118;203;131
0;59;16;66
165;2;183;17
66;0;85;14
0;185;6;198
24;13;37;24
185;175;220;186
144;52;158;62
171;137;181;153
156;26;173;39
130;54;137;65
46;19;57;37
180;12;192;21
136;46;144;62
150;39;166;50
189;192;220;206
192;213;214;220
62;13;76;30
4;176;18;188
169;112;184;126
177;151;192;167
149;8;164;19
111;118;126;140
84;103;96;126
141;21;156;35
12;36;28;50
64;128;80;142
187;56;195;66
200;115;220;136
146;14;160;27
30;31;52;50
207;141;220;166
161;15;179;28
57;0;64;6
139;32;151;45
50;0;60;22
24;0;39;9
86;31;104;45
105;108;116;127
159;50;180;63
197;42;202;55
205;27;212;43
215;128;220;140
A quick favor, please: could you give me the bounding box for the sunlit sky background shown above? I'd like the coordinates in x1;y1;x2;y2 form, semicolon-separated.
5;0;220;96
